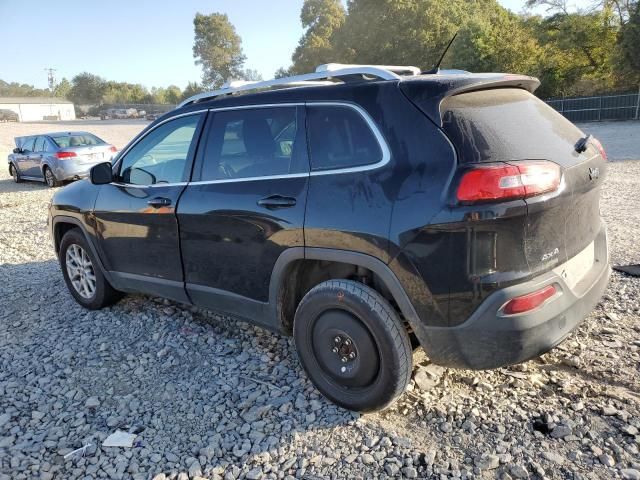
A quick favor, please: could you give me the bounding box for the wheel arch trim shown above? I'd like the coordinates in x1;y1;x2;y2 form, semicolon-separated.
269;247;422;334
51;216;114;285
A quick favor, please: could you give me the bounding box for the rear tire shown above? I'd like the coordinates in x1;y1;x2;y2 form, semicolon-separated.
59;229;123;309
44;166;61;187
9;163;22;183
293;280;412;412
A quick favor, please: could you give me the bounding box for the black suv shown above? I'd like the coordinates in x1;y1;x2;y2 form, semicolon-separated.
49;65;610;412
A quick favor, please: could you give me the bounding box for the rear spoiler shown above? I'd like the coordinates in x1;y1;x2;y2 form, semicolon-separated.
399;73;540;127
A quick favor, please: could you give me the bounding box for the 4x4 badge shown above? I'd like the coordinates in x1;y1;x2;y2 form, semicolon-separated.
589;167;600;180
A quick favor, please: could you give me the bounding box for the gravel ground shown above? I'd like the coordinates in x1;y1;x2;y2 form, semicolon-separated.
0;120;639;480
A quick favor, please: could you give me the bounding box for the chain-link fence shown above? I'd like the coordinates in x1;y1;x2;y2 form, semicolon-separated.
545;89;640;122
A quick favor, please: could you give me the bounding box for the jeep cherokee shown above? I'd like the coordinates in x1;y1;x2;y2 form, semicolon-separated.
49;64;610;412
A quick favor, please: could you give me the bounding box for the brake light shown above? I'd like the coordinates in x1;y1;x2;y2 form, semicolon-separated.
56;151;77;159
592;138;607;162
109;145;117;152
503;284;557;315
456;161;561;203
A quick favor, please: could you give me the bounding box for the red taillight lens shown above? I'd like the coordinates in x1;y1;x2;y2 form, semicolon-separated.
592;137;607;162
456;161;561;203
109;145;117;152
503;285;557;315
55;151;77;159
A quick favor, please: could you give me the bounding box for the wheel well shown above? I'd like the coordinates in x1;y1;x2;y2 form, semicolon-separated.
54;222;79;253
277;259;399;334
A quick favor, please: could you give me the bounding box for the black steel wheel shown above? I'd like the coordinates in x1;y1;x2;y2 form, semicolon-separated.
294;280;412;412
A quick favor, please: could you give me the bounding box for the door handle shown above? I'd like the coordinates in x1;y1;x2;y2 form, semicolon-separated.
147;197;172;208
257;195;296;209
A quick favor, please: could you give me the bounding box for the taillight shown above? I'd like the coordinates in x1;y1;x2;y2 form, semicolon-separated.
109;145;117;152
502;284;557;315
456;160;561;203
592;137;607;162
56;151;77;159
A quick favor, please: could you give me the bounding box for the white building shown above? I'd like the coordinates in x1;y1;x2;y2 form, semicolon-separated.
0;97;75;121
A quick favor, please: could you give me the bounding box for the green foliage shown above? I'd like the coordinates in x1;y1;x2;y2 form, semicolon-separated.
290;0;346;74
53;78;72;99
193;12;246;89
0;79;50;97
69;72;106;105
182;81;204;101
619;1;640;82
283;0;639;98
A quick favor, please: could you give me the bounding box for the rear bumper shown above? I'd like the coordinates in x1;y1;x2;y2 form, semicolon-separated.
418;225;610;369
53;161;103;181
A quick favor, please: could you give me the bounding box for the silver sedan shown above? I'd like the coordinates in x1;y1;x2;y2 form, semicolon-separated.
8;131;118;187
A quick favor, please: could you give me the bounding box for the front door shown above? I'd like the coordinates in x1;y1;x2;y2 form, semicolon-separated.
92;111;206;302
14;136;36;177
178;105;309;325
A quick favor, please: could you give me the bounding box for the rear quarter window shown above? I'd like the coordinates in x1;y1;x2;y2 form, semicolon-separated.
442;89;583;164
307;105;383;171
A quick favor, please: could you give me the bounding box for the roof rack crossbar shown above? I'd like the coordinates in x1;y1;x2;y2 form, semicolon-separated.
178;65;405;108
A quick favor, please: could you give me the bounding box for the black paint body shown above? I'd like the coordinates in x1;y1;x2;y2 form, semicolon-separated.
49;73;610;369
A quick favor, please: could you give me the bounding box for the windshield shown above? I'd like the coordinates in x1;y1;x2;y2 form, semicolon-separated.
52;134;104;148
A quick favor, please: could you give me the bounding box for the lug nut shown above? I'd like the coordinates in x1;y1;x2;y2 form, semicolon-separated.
332;347;339;353
334;336;341;343
341;357;348;363
349;352;356;359
344;339;352;346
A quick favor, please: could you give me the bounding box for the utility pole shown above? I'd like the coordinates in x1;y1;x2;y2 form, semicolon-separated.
44;68;57;91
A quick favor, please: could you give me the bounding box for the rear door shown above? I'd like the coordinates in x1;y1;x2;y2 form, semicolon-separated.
30;136;47;178
178;105;308;322
92;111;206;302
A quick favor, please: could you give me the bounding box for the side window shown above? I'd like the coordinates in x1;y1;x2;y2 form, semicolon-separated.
118;114;202;185
20;137;35;153
44;138;57;152
200;106;304;181
34;136;46;153
306;105;383;171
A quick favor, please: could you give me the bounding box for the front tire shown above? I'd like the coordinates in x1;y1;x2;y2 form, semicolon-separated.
44;166;61;187
293;280;412;412
9;163;22;183
59;229;123;309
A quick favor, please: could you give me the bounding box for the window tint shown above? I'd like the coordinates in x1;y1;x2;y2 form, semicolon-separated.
119;114;201;185
52;133;103;148
34;136;46;153
307;105;382;171
200;107;304;181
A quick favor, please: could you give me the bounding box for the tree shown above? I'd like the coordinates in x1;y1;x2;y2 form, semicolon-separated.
290;0;346;74
182;81;204;100
53;78;72;99
240;68;263;82
618;1;640;81
164;85;183;105
69;73;106;105
193;13;246;88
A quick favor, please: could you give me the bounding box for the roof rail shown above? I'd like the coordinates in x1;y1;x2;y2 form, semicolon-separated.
316;63;421;76
177;65;404;108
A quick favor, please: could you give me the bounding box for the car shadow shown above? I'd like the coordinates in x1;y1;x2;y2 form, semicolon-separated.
0;259;358;478
0;176;50;193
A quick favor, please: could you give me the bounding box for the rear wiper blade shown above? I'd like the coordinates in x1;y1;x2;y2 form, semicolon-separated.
575;134;592;153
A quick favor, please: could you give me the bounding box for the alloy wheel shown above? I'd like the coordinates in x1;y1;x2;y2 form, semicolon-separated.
65;244;96;299
45;168;55;187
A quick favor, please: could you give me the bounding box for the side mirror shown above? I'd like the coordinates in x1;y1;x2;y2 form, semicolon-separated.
90;162;113;185
13;148;22;154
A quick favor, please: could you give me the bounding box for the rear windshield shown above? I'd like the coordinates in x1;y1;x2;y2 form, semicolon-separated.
442;89;584;164
51;133;103;148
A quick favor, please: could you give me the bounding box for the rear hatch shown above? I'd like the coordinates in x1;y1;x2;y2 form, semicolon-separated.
439;88;606;278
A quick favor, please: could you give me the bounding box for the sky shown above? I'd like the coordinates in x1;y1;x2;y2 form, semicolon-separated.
0;0;591;90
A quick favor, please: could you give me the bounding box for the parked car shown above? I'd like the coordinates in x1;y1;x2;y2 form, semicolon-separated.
0;108;19;122
145;112;161;121
49;65;610;412
9;132;118;187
